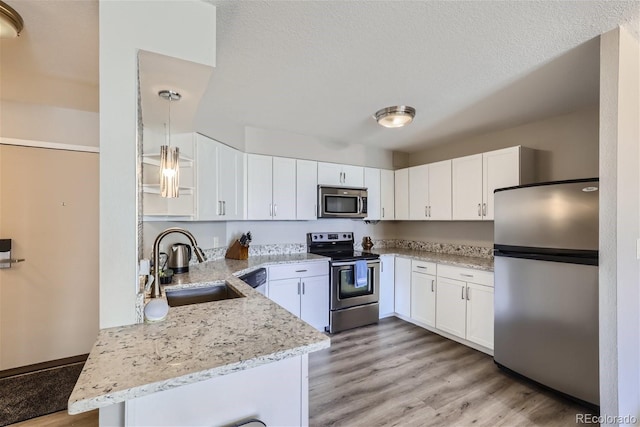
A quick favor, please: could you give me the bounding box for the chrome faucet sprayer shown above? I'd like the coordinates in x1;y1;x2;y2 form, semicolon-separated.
151;227;206;298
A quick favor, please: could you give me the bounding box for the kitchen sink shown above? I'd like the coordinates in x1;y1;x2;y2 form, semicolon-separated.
165;284;244;307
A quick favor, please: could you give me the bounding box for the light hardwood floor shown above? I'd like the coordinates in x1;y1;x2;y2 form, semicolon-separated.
309;317;596;427
8;410;97;427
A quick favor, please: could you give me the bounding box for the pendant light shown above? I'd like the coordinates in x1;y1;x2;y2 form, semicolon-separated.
158;90;181;198
0;1;24;38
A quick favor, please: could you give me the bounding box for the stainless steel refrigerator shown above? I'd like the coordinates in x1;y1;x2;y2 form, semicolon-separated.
493;178;599;407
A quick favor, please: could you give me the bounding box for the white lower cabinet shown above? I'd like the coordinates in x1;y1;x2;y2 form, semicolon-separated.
436;265;494;350
410;260;436;327
379;255;395;318
394;257;411;317
267;262;329;331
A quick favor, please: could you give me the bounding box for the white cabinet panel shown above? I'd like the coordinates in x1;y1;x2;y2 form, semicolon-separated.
268;278;301;318
342;164;364;187
428;160;452;220
247;154;274;220
380;169;395;220
452;154;483;220
411;271;436;327
435;276;466;338
317;162;342;186
195;135;219;220
394;168;409;220
296;159;317;220
409;165;429;220
364;167;381;221
300;275;329;330
394;257;411;317
379;255;395;318
466;282;494;349
317;162;363;187
482;146;520;220
272;157;296;220
217;143;243;220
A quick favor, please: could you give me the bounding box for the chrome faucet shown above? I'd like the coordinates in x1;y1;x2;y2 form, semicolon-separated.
151;227;206;298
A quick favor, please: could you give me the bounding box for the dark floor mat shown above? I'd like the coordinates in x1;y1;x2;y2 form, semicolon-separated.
0;362;84;426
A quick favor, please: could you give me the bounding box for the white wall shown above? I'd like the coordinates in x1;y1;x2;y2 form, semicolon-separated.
0;100;99;147
599;26;640;423
245;126;394;169
100;0;216;329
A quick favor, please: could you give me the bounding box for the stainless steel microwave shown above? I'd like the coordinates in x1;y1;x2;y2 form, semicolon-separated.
318;186;368;219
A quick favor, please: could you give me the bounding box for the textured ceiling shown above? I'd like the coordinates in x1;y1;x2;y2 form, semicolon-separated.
198;0;639;152
1;1;638;152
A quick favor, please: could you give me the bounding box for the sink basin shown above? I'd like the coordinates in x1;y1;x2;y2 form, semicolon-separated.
165;284;244;307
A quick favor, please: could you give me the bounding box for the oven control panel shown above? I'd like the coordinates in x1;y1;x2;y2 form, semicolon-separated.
308;232;353;243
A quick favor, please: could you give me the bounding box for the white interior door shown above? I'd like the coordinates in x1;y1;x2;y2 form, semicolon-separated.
0;145;99;370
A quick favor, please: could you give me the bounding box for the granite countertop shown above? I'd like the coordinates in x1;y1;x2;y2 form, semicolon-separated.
68;253;330;415
369;248;494;271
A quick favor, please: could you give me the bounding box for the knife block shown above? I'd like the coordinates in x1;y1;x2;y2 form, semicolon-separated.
225;240;249;260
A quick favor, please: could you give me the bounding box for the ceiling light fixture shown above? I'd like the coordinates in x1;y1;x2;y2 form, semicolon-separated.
0;1;23;38
158;90;182;198
373;105;416;128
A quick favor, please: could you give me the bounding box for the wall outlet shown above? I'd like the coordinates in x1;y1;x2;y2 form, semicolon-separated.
213;237;219;248
139;259;150;275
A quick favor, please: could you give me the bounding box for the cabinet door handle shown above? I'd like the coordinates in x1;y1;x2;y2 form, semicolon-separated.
429;206;431;217
431;279;435;292
425;206;428;217
302;281;305;294
381;261;384;273
297;281;301;295
295;269;307;273
482;203;487;217
218;201;222;215
274;203;278;216
461;273;474;278
477;203;482;217
382;207;385;218
269;203;273;217
466;286;471;300
461;287;465;300
223;200;226;216
416;265;428;269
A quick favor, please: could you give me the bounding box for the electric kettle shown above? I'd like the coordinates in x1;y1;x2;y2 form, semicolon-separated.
167;243;191;274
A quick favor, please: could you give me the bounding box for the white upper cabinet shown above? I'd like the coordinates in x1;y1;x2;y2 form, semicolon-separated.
409;164;429;220
318;162;364;187
364;167;381;221
452;146;531;221
428;160;452;220
247;154;296;220
296;159;318;220
194;133;244;221
272;157;296;220
247;154;273;220
380;169;395;220
394;168;409;220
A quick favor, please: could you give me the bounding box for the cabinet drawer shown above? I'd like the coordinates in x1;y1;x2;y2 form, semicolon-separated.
268;262;329;281
437;264;494;287
411;260;437;275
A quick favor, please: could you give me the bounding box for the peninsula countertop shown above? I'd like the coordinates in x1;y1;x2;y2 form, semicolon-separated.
68;253;330;415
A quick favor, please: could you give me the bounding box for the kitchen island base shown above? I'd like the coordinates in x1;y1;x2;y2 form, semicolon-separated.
100;354;308;427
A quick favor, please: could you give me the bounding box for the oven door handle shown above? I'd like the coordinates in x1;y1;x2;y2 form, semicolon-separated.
331;259;380;267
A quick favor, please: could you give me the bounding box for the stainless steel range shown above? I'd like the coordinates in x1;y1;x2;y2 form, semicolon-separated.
307;232;380;333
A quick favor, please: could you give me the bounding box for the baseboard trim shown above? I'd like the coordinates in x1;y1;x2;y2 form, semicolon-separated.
0;354;88;379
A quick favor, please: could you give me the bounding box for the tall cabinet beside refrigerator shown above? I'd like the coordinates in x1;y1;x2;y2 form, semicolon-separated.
493;178;599;407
